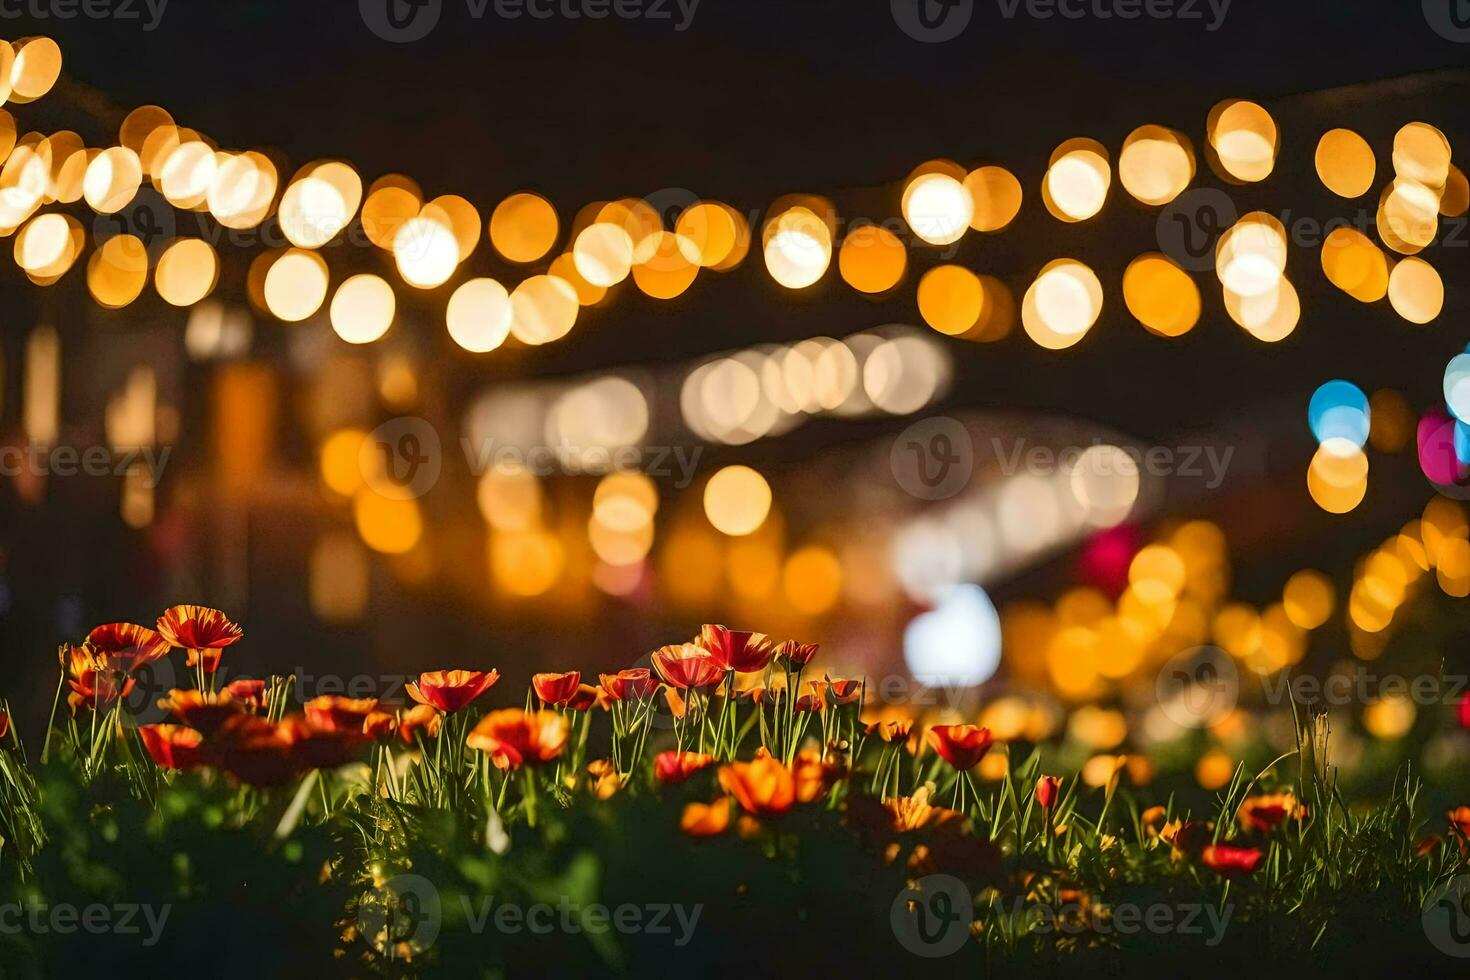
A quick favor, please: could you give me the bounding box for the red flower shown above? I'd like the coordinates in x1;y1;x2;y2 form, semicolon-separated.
156;605;243;672
1201;843;1265;876
926;725;993;771
599;669;658;703
64;646;134;713
1163;820;1214;858
86;623;171;672
225;678;266;711
0;711;10;740
654;750;717;785
696;625;774;673
466;709;569;770
304;695;378;735
1238;792;1306;834
532;671;583;707
718;757;796;816
406;670;500;713
1459;694;1470;730
157;689;243;735
794;690;824;713
1035;775;1062;810
652;643;723;690
397;704;442;744
774;639;819;667
138;724;209;770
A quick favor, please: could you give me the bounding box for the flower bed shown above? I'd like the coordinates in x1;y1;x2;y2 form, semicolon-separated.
0;608;1467;977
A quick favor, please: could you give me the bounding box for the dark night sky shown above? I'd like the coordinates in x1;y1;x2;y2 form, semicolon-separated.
23;1;1470;196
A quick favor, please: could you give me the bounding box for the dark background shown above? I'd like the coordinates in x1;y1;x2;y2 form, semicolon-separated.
1;0;1467;724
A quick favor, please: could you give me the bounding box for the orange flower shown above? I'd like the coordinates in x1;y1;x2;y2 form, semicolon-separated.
654;750;717;785
156;605;243;672
926;725;993;771
1450;806;1470;856
585;760;622;798
86;623;171;672
1238;792;1307;834
681;797;731;837
64;646;134;713
362;710;397;740
825;678;862;705
532;671;582;707
278;715;365;771
304;695;379;735
1201;842;1264;876
696;624;774;673
397;704;442;744
225;678;267;711
735;685;768;705
598;668;658;702
466;708;568;770
565;684;602;711
210;715;299;787
792;749;835;803
406;669;500;713
138;724;209;770
718;757;797;816
880;786;965;833
794;689;824;713
1035;775;1062;810
652;643;723;690
774;639;819;667
866;719;912;743
157;689;242;735
662;686;689;720
1142;805;1168;834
